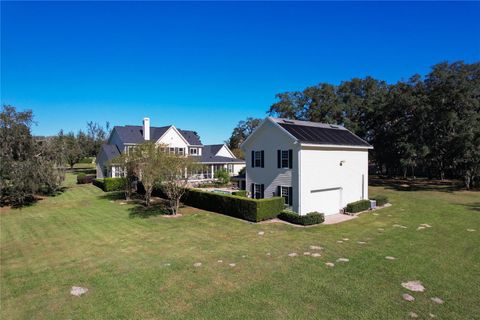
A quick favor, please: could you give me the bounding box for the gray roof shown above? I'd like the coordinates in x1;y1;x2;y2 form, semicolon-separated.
195;144;244;164
100;144;121;161
112;125;202;145
271;118;372;148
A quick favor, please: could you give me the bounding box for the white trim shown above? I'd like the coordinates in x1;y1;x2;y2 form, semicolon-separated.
300;143;373;150
155;126;191;146
219;144;237;158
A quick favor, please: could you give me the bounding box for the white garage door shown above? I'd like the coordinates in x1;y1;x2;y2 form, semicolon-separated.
309;187;342;216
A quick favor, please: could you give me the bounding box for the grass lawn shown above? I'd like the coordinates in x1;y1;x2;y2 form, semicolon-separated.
1;171;479;319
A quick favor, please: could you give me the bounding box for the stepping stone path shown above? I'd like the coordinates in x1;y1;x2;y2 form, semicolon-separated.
393;224;407;229
164;263;171;266
342;238;349;241
70;286;88;297
336;258;349;263
119;202;127;205
467;229;476;232
417;226;426;231
429;313;436;318
229;263;236;267
288;253;298;257
402;293;415;302
373;213;379;216
266;252;271;256
217;260;223;263
337;240;343;243
385;256;396;260
402;280;425;292
309;245;323;250
409;311;419;318
325;262;335;267
431;297;444;304
258;231;265;236
311;253;321;257
193;262;202;267
357;241;367;245
303;252;311;256
378;228;385;231
420;224;432;228
242;255;246;258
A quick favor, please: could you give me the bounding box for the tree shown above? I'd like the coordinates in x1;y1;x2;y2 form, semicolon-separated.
226;117;262;158
214;168;230;185
161;154;200;215
1;105;65;207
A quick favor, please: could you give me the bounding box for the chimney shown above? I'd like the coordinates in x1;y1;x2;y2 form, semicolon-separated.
143;117;150;141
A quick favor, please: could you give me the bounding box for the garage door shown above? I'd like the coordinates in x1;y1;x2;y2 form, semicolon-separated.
310;187;342;216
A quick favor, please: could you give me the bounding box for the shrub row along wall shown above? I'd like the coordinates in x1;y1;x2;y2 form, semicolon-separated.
278;211;325;226
346;199;371;213
182;189;284;222
370;195;388;206
92;178;126;192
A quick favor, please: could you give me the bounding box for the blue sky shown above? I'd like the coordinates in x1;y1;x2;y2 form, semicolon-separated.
2;1;479;144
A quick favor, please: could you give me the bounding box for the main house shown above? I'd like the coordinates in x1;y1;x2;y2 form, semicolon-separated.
96;118;245;180
241;117;372;216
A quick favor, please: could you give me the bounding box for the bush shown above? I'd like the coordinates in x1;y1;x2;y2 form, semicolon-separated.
77;173;94;184
214;169;230;185
278;210;325;226
182;189;284;222
232;190;247;197
346;199;371;213
92;178;126;191
370;195;388;206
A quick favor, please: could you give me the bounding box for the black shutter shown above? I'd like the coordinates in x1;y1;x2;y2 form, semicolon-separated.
277;150;281;168
251;183;255;199
261;184;265;199
251;150;255;167
261;150;264;168
288;149;293;169
288;187;293;206
277;185;281;197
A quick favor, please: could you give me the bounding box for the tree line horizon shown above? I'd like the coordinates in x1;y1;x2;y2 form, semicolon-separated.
227;60;479;189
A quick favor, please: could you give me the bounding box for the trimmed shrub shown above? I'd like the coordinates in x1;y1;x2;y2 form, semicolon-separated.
370;195;388;206
232;190;247;197
182;189;284;222
92;178;126;191
278;210;325;226
77;173;94;184
214;169;230;185
346;199;371;213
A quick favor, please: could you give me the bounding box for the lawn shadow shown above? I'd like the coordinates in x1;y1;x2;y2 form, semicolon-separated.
369;177;463;193
98;192;126;201
463;202;480;213
128;200;172;218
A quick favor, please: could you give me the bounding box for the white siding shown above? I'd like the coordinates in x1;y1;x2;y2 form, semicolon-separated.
232;163;245;175
244;120;300;211
216;145;234;158
156;127;189;151
299;147;369;215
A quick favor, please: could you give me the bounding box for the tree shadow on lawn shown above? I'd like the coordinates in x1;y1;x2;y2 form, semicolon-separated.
98;192;126;201
128;200;174;218
462;202;480;213
369;177;463;193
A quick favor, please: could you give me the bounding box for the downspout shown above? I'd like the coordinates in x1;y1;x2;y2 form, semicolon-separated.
296;142;302;215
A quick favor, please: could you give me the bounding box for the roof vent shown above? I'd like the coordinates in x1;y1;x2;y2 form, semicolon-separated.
283;119;295;124
329;125;339;129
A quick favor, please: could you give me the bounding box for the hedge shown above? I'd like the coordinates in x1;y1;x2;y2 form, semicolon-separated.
77;173;94;184
182;189;284;222
92;178;126;192
278;210;325;226
370;195;388;207
346;199;371;213
231;190;247;197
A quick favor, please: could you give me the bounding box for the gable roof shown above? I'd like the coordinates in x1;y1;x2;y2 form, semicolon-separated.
100;144;121;161
112;125;202;145
197;144;245;164
271;118;372;148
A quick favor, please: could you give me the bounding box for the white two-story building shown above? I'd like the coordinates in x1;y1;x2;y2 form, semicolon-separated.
96;118;245;180
241;117;372;216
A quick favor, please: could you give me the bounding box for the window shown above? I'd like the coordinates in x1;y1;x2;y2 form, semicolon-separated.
280;186;290;207
254;184;263;199
277;149;293;169
251;150;264;168
177;148;184;156
190;148;198;155
281;150;289;168
227;164;234;173
169;147;175;154
255;151;261;167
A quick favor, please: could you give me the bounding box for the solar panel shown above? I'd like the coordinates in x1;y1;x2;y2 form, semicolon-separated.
279;123;371;147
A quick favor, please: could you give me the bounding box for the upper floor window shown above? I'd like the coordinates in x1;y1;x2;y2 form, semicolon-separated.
252;150;264;168
277;149;293;169
190;148;198;155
